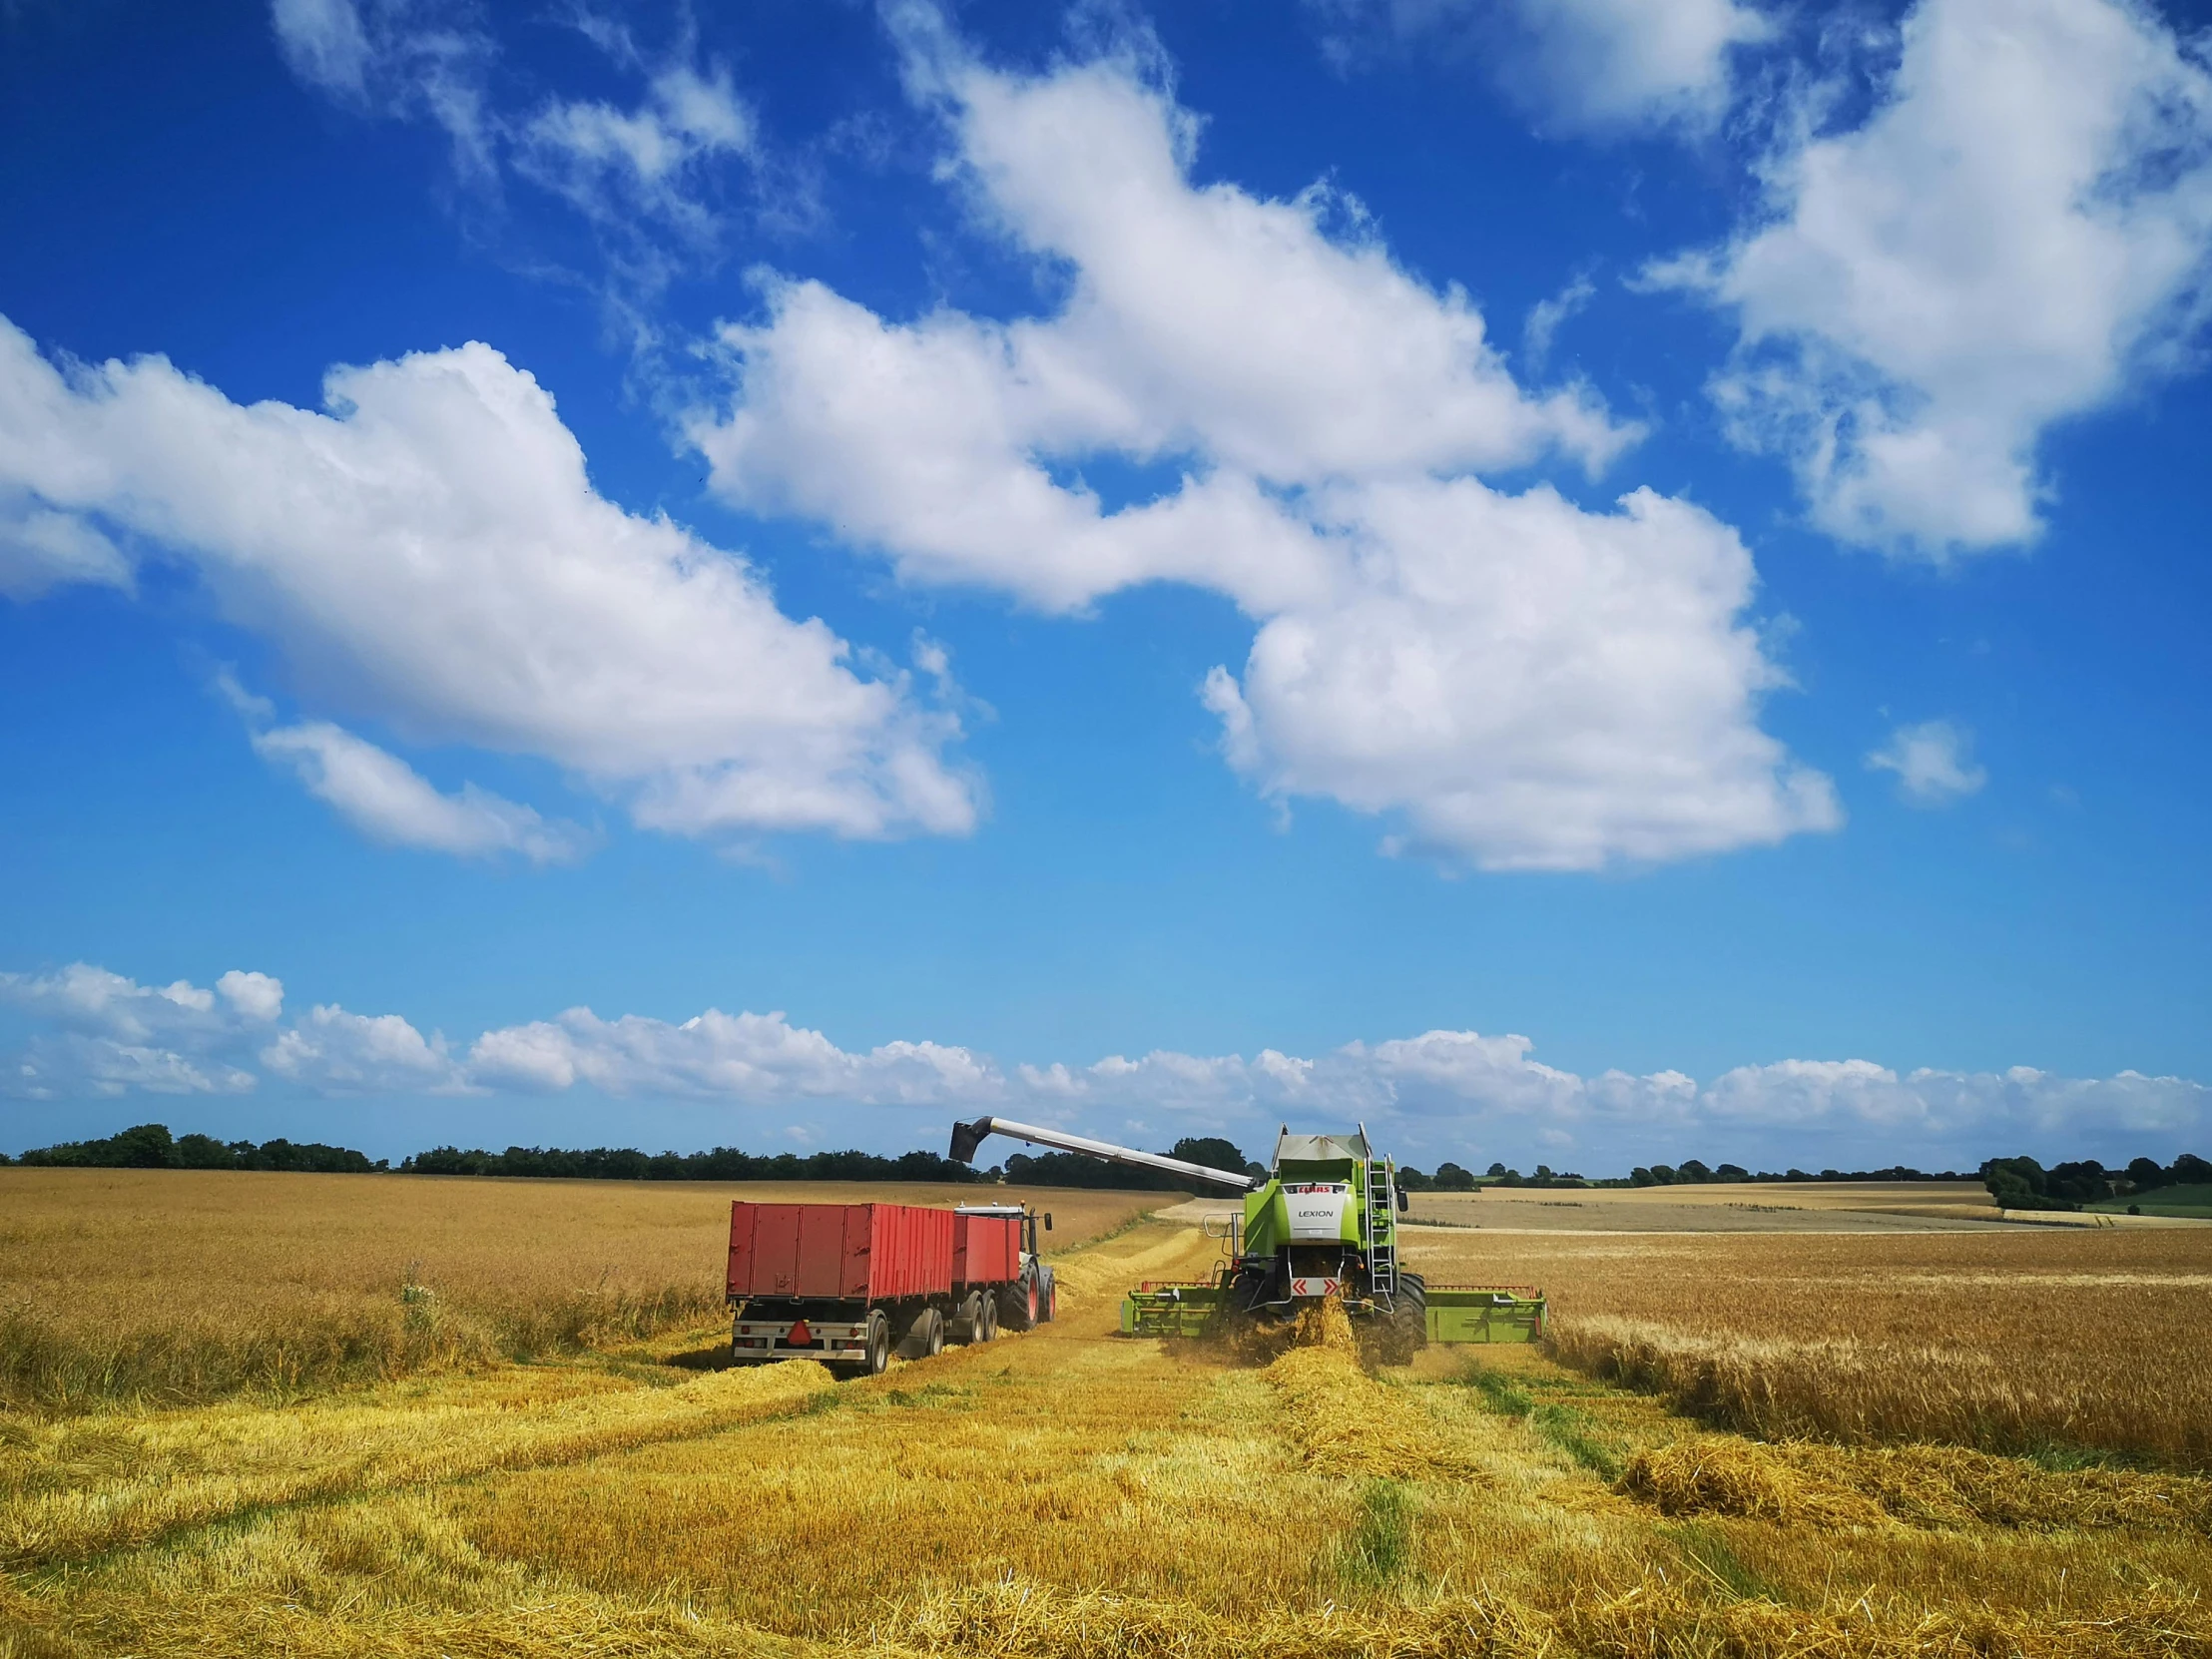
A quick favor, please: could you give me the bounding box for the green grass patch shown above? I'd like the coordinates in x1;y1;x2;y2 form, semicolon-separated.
1664;1522;1782;1603
1456;1362;1535;1416
1530;1403;1621;1479
1454;1360;1623;1476
2089;1183;2212;1217
1337;1478;1413;1586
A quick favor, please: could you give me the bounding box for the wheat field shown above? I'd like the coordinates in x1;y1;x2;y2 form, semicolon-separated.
0;1169;1155;1411
4;1173;2211;1658
1400;1225;2212;1466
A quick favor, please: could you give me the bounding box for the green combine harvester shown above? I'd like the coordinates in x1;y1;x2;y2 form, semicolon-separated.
947;1116;1545;1356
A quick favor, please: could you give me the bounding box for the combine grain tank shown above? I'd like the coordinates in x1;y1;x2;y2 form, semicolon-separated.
727;1200;1052;1376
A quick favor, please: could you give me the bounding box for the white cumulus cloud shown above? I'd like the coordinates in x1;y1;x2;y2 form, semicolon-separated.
1309;0;1769;134
690;22;1833;870
0;965;271;1100
260;1004;458;1094
6;962;2207;1172
0;317;976;848
1662;0;2212;556
1867;719;1987;806
253;721;591;863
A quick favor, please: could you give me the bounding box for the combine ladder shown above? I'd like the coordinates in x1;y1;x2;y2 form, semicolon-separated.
1366;1163;1396;1300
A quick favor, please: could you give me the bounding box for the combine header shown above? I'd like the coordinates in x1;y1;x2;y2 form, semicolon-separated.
947;1117;1546;1356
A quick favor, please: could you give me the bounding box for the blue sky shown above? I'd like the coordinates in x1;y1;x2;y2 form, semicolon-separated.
2;0;2208;1174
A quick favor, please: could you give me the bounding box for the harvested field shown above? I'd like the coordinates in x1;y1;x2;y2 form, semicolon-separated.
1401;1180;2191;1232
5;1176;2211;1658
1402;1225;2212;1466
0;1169;1159;1411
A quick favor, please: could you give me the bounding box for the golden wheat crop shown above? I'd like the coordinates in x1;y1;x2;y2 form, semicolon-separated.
0;1168;1161;1411
1403;1224;2212;1466
6;1184;2212;1658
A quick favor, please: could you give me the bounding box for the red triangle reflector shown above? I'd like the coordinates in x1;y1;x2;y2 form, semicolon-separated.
788;1319;812;1347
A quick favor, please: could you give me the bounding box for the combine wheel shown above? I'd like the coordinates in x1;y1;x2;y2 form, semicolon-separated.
1371;1273;1428;1367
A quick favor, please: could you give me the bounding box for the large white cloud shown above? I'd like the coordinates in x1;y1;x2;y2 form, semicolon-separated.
691;24;1835;870
0;965;276;1100
8;963;2206;1171
1308;0;1768;135
0;318;976;846
1663;0;2212;555
1204;478;1837;868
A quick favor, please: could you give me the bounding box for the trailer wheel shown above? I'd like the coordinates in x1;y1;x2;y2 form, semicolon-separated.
859;1310;890;1378
896;1305;948;1361
977;1293;998;1342
952;1291;981;1344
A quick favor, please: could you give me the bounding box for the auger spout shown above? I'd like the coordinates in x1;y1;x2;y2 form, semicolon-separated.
948;1116;1261;1193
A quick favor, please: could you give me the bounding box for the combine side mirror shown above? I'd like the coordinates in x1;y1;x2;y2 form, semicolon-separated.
1396;1187;1409;1213
1044;1213;1053;1232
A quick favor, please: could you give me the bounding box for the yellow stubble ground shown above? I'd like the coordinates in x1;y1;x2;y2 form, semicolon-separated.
6;1199;2212;1657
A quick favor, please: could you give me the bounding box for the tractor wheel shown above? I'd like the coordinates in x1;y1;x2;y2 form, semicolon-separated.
1002;1274;1038;1332
858;1310;890;1378
1040;1270;1058;1323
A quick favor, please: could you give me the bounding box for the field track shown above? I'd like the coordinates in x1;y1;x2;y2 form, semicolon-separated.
6;1193;2212;1658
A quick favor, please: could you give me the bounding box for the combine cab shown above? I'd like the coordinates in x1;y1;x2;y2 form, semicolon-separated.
947;1116;1546;1354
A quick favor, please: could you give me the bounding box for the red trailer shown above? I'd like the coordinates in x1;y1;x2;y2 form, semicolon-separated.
728;1200;1055;1376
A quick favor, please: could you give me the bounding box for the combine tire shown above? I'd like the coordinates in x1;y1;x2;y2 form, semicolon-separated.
1371;1273;1428;1367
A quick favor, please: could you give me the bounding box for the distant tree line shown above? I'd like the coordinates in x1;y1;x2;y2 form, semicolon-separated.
2;1122;382;1172
10;1123;2200;1205
1395;1160;1975;1191
1397;1162;1588;1190
1981;1152;2211;1212
1626;1161;1969;1186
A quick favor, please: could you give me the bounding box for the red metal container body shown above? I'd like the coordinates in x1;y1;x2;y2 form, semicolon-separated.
951;1213;1022;1287
727;1202;954;1303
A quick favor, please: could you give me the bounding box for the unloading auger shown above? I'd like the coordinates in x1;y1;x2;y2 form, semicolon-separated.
947;1116;1547;1356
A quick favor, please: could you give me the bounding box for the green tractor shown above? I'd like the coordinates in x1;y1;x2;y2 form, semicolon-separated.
946;1116;1545;1356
